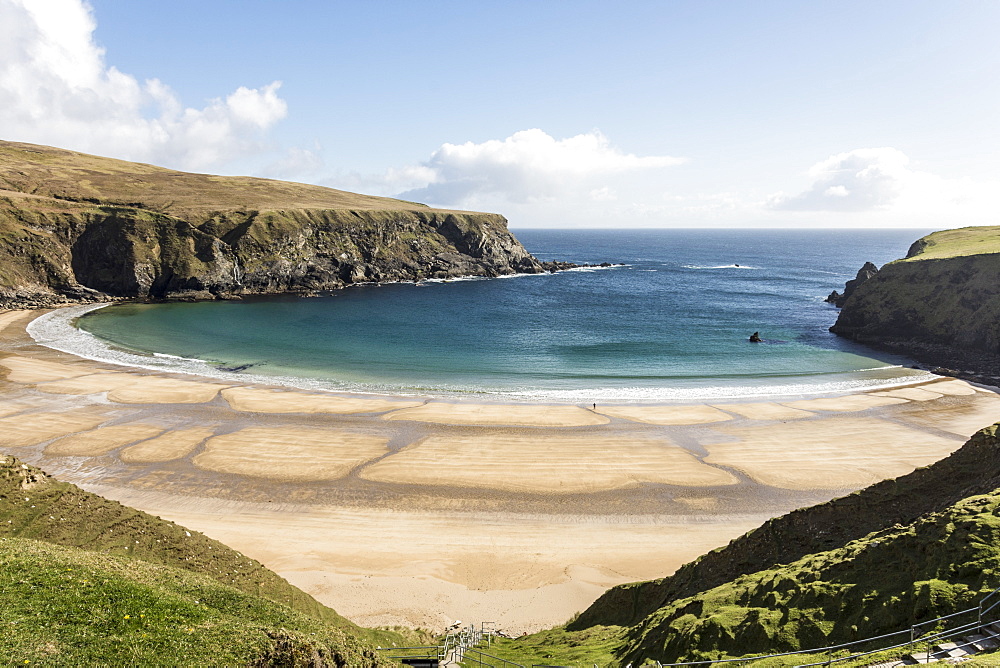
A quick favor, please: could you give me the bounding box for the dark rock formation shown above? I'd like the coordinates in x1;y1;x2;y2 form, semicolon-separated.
831;251;1000;354
828;227;1000;383
825;261;878;307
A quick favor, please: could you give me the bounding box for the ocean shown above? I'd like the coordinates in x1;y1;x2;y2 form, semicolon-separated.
29;228;935;402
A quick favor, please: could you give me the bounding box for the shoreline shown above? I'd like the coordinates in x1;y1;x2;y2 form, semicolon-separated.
3;307;1000;633
30;302;933;405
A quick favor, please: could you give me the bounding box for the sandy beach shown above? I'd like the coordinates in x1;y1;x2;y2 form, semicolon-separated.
2;307;1000;633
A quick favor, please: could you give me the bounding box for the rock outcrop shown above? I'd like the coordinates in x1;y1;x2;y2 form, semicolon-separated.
829;226;1000;377
0;140;550;307
825;260;878;307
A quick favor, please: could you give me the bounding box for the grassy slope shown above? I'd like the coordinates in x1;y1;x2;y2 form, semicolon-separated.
900;226;1000;262
482;626;624;667
831;227;1000;354
1;537;394;666
0;455;417;658
618;487;1000;664
0;140;445;219
574;423;1000;631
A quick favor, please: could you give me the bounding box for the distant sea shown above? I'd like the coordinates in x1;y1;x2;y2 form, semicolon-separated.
30;229;936;403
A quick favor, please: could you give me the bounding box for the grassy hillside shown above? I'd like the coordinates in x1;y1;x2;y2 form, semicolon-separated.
618;487;1000;664
499;478;1000;666
574;422;1000;631
1;537;394;666
901;226;1000;262
0;455;417;660
831;227;1000;364
0;140;436;218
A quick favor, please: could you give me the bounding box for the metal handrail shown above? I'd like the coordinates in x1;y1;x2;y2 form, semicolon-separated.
654;583;1000;667
459;646;527;667
384;586;1000;668
794;618;988;666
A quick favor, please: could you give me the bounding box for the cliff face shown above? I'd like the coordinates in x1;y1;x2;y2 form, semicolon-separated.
831;226;1000;357
0;141;543;306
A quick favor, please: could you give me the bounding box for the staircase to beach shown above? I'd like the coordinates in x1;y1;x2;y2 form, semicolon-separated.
869;620;1000;666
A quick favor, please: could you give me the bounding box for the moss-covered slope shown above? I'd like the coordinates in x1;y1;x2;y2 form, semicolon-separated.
0;140;544;305
831;226;1000;357
1;537;393;666
618;487;1000;664
0;454;410;655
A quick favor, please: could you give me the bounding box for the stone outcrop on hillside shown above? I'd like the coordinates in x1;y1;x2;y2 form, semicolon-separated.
825;260;878;307
0;141;550;307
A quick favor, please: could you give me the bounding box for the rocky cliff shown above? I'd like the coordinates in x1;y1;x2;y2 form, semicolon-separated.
0;140;546;306
824;260;878;307
830;226;1000;375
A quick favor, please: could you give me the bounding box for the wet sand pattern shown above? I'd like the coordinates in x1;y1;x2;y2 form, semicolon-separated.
2;309;999;632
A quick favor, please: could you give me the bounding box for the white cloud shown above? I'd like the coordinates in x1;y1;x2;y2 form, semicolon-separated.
376;128;684;207
263;146;325;180
768;148;909;212
589;186;617;202
766;147;998;226
0;0;288;170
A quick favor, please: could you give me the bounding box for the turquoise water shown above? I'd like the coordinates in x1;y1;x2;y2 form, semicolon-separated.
32;229;934;402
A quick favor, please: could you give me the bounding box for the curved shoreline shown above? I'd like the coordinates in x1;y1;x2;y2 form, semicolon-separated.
4;307;1000;633
29;303;933;404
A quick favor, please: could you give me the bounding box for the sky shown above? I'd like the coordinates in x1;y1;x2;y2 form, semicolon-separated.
1;0;998;229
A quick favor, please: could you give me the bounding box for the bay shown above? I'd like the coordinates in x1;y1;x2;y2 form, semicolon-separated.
33;228;935;402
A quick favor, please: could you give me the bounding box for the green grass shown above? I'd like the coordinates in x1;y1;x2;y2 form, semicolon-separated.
0;139;455;218
0;537;393;666
614;488;1000;665
900;226;1000;262
576;423;1000;632
462;626;625;667
0;454;415;658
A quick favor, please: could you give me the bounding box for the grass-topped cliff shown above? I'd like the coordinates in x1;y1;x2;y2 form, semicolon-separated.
0;454;417;665
488;423;1000;666
0;140;545;306
899;226;1000;261
831;226;1000;370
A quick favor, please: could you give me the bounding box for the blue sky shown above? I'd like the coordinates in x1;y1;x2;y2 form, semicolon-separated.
2;0;998;228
